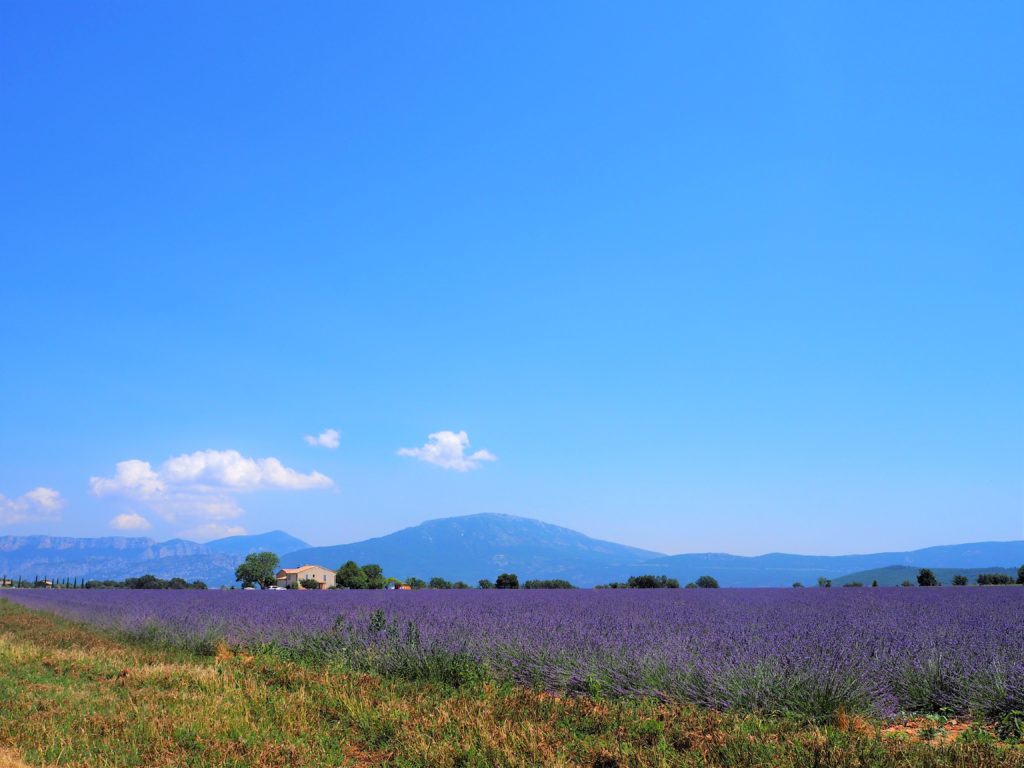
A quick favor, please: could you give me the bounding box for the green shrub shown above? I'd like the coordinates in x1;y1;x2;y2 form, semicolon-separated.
977;573;1012;585
628;575;680;589
996;710;1024;742
523;579;575;589
495;573;519;589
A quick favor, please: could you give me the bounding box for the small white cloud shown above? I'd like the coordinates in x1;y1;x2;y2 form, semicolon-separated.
398;430;496;472
90;449;333;525
304;428;340;449
0;486;64;525
23;487;64;511
109;512;152;531
90;459;165;497
180;522;247;541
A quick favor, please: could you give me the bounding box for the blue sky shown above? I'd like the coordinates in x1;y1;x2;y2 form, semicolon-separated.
1;2;1021;554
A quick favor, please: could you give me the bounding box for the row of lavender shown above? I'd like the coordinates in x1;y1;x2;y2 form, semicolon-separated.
4;588;1022;718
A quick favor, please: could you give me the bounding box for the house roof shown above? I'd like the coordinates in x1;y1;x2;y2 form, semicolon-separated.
277;565;335;575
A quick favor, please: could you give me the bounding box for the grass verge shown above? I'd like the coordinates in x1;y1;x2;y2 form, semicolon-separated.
0;600;1022;767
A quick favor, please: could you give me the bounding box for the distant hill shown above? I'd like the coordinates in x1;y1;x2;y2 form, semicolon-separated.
628;541;1024;588
281;513;663;586
202;531;308;558
3;518;1022;588
0;531;309;587
833;565;1020;587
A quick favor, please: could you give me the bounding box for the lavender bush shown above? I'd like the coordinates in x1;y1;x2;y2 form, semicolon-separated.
4;588;1022;719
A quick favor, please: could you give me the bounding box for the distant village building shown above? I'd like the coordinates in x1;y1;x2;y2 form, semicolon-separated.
275;565;335;590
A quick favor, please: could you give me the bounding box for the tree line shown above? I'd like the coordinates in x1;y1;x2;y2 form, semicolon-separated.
234;553;592;590
806;566;1024;588
234;552;736;591
0;574;207;589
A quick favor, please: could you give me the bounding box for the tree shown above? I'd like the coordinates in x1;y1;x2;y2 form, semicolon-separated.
817;577;832;588
917;568;940;587
478;579;494;589
429;577;452;589
792;582;803;588
977;573;1012;585
332;562;388;589
335;561;369;589
695;575;719;589
872;580;878;587
626;575;680;589
361;564;385;590
495;573;519;589
234;552;279;589
298;577;320;590
1018;565;1024;585
523;579;575;589
127;574;165;589
952;574;968;586
406;577;426;589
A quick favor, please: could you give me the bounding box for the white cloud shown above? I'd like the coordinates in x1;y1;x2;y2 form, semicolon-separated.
90;449;333;527
109;512;152;531
304;428;340;449
90;459;165;497
398;430;497;472
91;450;332;496
0;487;64;525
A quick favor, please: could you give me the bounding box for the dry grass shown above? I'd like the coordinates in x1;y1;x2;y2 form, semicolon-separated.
0;750;31;768
0;599;1022;768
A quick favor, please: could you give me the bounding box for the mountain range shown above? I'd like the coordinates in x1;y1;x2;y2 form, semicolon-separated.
0;530;309;587
280;514;661;587
2;514;1021;588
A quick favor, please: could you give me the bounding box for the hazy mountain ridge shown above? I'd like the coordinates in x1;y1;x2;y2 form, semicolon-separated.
282;515;1024;588
281;514;663;587
636;541;1024;587
833;565;1020;587
201;531;309;557
0;531;308;585
2;517;1022;588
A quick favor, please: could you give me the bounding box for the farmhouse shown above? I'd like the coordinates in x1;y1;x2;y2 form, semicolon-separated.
275;565;335;590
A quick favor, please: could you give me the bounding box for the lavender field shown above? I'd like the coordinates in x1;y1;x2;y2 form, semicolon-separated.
5;588;1023;720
